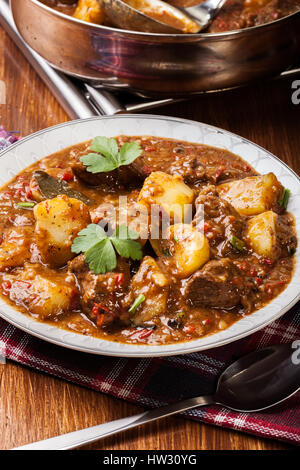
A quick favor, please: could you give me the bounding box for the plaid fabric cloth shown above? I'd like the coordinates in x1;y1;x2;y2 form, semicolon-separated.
0;126;19;149
0;129;299;446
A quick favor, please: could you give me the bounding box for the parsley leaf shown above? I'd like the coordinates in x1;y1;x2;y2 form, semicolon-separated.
90;136;119;160
71;224;143;274
119;142;143;166
86;239;117;274
72;224;107;253
80;137;142;174
111;226;142;261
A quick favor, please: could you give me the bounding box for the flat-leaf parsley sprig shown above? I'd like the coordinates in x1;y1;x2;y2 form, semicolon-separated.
71;224;143;274
80;136;142;173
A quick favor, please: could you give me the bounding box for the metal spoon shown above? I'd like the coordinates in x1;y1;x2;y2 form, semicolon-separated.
13;343;300;450
181;0;227;30
100;0;225;34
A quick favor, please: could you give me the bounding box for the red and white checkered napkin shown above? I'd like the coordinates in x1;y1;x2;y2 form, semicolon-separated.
0;128;299;446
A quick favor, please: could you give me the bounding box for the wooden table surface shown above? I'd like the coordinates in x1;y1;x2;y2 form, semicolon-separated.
0;25;299;451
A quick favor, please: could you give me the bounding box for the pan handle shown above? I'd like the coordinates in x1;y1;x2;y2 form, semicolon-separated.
278;67;300;78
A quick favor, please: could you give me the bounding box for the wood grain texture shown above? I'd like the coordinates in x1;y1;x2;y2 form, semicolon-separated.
0;25;298;451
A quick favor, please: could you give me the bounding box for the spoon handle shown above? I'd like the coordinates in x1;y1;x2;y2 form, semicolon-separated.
13;395;215;450
185;0;227;28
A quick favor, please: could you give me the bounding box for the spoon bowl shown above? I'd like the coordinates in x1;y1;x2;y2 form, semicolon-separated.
100;0;227;34
100;0;201;33
215;343;300;411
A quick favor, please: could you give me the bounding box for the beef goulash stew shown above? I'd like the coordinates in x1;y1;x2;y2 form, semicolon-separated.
0;135;296;345
41;0;300;32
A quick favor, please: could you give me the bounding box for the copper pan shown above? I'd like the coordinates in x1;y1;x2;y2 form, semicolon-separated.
10;0;300;97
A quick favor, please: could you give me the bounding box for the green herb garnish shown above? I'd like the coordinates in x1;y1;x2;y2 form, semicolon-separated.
177;312;185;319
72;224;143;274
129;294;146;314
16;202;35;208
230;235;245;252
163;248;170;257
80;137;142;174
278;188;290;209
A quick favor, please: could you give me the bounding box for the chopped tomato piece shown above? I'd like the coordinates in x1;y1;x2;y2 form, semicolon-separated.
1;281;12;295
92;302;110;315
116;273;124;287
25;186;33;200
28;294;38;303
14;280;32;289
250;267;257;277
184;325;196;334
139;329;153;339
61;171;73;182
261;258;273;266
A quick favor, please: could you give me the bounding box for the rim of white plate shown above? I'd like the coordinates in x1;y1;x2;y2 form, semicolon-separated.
0;115;299;357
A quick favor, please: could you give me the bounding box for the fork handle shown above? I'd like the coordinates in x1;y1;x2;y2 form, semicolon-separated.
13;395;215;450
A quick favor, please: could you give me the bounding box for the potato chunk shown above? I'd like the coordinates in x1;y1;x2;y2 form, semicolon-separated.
34;195;91;267
2;266;76;320
0;227;33;270
73;0;105;24
246;211;277;257
125;256;169;325
218;173;283;216
138;171;194;223
168;224;210;278
152;223;210;279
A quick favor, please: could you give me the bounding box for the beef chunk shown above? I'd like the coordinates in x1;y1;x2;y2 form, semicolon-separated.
68;254;130;325
183;259;242;309
72;160;145;190
167;154;245;186
275;213;298;257
168;154;206;185
194;190;245;257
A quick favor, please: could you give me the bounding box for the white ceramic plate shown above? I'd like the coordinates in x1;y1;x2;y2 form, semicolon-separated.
0;115;299;357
